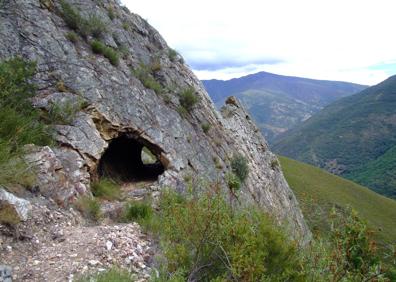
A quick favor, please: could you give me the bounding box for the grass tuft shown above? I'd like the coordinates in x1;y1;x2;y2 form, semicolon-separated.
90;40;119;66
121;201;153;223
179;87;199;112
231;153;249;183
91;178;120;200
76;267;134;282
75;195;101;221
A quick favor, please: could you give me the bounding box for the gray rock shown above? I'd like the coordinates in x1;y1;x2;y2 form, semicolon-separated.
0;0;310;242
0;265;12;282
24;146;87;206
0;188;32;224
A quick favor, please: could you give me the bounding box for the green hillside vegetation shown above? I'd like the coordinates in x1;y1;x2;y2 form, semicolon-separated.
346;144;396;197
279;156;396;246
274;75;396;198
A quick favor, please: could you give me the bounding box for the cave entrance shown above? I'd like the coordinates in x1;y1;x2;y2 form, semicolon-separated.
97;135;165;183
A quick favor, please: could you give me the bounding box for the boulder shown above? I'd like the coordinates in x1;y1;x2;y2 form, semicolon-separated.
0;188;31;224
0;265;12;282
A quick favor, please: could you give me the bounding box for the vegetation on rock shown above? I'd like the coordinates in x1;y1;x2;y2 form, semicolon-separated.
91;178;121;200
231;153;249;183
179;87;199;111
75;195;101;221
60;0;107;39
90;40;119;66
0;58;53;187
133;63;163;94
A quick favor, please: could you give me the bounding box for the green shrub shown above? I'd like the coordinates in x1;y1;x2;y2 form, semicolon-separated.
133;64;163;94
91;178;120;200
77;267;134;282
60;1;107;39
179;87;199;111
65;31;79;43
0;57;53;186
168;48;178;62
231;154;249;183
91;39;106;53
176;105;188;118
75;195;101;221
47;99;84;125
226;171;241;192
59;0;83;31
148;189;302;281
90;40;119;66
270;159;279;170
201;123;211;134
121;201;153;223
150;59;161;72
86;15;107;39
107;7;116;20
302;208;393;281
103;47;119;66
56;80;67;92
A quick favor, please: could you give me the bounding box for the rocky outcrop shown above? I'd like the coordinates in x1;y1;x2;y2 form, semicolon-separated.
0;0;310;241
0;189;32;224
221;97;309;238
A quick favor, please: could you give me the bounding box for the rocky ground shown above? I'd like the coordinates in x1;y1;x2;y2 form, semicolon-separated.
0;196;154;281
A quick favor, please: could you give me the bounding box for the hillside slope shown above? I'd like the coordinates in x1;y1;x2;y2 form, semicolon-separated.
274;75;396;198
279;156;396;245
203;72;366;142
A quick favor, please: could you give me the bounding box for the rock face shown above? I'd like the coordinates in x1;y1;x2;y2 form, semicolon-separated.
0;188;32;224
0;0;310;241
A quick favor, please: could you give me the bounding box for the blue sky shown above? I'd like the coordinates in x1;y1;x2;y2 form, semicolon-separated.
123;0;396;85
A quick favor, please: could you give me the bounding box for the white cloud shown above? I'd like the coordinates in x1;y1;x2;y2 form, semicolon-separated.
122;0;396;85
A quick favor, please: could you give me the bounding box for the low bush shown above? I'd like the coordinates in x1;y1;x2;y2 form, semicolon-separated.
107;7;116;20
75;195;101;221
270;159;279;170
179;87;199;111
231;153;249;183
226;171;241;192
60;1;107;39
201;123;211;134
168;48;178;62
65;31;79;43
59;0;82;31
0;57;53;186
86;15;107;39
91;178;120;200
147;187;396;281
121;201;153;223
148;189;302;281
133;64;163;94
46;99;86;125
302;208;394;281
90;40;119;66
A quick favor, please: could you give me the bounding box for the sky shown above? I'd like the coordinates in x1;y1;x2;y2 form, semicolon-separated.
122;0;396;85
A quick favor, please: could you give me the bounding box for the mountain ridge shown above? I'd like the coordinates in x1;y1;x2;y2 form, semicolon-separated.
203;71;367;142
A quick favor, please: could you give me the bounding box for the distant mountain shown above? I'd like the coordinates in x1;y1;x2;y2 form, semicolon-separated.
279;156;396;245
202;72;367;142
274;75;396;199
